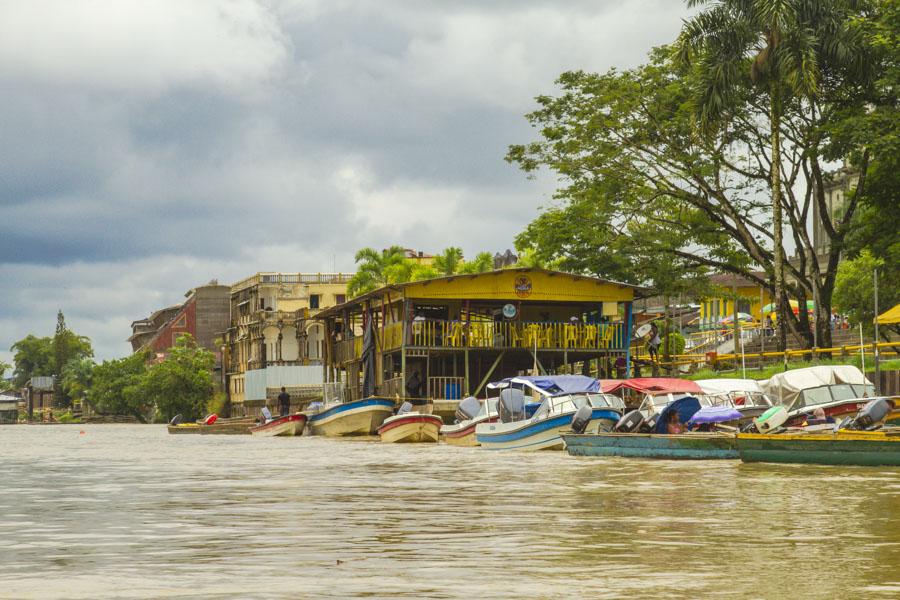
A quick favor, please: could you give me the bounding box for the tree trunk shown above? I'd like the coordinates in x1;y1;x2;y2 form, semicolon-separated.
770;88;787;352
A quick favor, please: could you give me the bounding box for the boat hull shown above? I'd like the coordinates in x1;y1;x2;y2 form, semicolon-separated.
167;423;200;434
440;415;498;447
378;414;443;443
785;399;870;427
250;414;307;437
307;398;395;437
563;432;738;459
475;409;621;451
737;430;900;466
167;418;254;435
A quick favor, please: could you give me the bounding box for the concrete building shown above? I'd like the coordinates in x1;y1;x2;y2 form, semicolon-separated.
129;281;231;368
812;162;859;262
698;272;773;330
223;272;352;416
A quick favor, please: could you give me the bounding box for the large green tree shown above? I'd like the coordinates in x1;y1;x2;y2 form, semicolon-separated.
458;251;495;274
508;2;891;351
675;0;875;350
432;247;465;276
60;357;96;411
10;335;53;387
90;351;151;422
347;246;410;297
0;361;12;392
834;250;899;337
142;334;215;422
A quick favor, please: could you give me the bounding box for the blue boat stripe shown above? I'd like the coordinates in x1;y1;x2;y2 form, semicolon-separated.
308;398;394;423
476;409;620;444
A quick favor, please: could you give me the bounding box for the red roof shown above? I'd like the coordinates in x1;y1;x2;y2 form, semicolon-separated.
600;378;702;395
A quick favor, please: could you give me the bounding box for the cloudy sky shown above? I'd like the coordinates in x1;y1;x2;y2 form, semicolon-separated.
1;0;691;363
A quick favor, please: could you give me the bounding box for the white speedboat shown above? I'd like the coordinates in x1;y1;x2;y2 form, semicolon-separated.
475;376;625;451
440;396;498;447
762;365;876;426
249;413;307;437
306;397;395;436
697;378;773;421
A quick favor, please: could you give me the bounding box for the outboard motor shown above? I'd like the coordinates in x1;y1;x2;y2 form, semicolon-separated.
261;406;273;422
570;405;593;434
614;409;644;433
498;388;526;423
754;405;788;433
169;414;183;426
397;401;414;415
455;396;481;423
203;413;218;426
641;413;659;434
846;398;894;431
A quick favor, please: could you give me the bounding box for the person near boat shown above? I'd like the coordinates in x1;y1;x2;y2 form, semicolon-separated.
666;410;685;434
278;387;291;416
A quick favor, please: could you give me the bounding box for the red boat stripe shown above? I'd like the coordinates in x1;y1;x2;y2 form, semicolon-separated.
378;415;443;434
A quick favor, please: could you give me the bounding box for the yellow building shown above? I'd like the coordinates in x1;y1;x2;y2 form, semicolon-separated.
698;272;773;330
316;268;640;418
223;272;352;415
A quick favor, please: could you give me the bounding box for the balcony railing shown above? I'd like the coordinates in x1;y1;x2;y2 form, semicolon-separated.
331;320;626;363
231;272;354;293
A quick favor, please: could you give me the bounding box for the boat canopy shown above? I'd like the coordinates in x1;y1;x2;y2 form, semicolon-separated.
601;378;702;395
655;397;702;434
687;405;743;426
487;375;599;396
763;365;873;409
697;379;764;395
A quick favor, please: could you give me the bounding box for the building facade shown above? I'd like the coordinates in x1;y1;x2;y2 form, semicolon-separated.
812;163;859;262
223;272;352;416
316;268;640;420
129;282;231;361
698;272;773;330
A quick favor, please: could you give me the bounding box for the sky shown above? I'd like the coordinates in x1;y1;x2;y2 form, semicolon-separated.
0;0;692;363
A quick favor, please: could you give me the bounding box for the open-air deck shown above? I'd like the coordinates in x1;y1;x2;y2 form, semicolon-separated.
316;268;641;419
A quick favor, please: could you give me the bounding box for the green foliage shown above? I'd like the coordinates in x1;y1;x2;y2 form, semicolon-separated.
834;250;899;336
0;361;11;391
458;251;494;274
10;316;93;391
90;351;152;422
432;247;464;276
347;246;410;297
10;335;53;387
56;411;81;424
142;334;215;423
207;391;228;416
61;357;96;410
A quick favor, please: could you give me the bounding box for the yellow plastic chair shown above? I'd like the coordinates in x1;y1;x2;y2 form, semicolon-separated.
445;323;464;347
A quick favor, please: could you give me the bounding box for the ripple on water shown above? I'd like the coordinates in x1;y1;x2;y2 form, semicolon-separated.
0;424;898;599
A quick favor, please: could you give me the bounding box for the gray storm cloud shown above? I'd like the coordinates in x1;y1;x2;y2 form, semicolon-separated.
0;0;689;361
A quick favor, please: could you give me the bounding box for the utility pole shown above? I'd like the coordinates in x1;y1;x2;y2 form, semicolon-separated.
874;267;880;394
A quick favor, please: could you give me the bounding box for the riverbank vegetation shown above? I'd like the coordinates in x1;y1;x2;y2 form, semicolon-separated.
507;0;899;352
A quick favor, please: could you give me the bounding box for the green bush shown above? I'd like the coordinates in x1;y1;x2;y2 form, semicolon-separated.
56;411;81;424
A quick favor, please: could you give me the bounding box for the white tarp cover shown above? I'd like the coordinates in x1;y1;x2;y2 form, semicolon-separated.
762;365;872;409
244;366;324;401
697;379;764;395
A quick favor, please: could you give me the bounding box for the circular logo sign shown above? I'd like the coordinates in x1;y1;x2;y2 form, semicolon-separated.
514;275;532;298
502;303;517;319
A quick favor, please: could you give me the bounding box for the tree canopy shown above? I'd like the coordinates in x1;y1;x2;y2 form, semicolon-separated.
142;334;216;422
507;1;896;350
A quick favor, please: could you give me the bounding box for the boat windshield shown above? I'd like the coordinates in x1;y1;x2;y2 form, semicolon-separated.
798;383;876;408
477;397;499;419
706;391;772;408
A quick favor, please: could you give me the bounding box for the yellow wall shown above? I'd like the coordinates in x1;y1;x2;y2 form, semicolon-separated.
402;270;634;303
700;286;773;324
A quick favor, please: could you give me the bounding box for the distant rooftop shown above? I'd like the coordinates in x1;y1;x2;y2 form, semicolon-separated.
230;272;354;294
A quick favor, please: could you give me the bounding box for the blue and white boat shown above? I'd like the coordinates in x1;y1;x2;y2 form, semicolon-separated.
306;397;395;437
475;376;625;451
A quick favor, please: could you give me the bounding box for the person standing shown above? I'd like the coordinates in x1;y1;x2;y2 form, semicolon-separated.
278;387;291;416
647;323;661;362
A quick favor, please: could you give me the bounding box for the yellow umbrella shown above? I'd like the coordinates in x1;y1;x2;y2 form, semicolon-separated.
877;303;900;325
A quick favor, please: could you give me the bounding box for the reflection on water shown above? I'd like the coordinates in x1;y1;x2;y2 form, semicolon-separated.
1;425;898;599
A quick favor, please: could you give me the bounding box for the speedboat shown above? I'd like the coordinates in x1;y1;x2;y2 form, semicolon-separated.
599;378;710;431
563;397;739;460
440;396;499;447
167;413;254;435
475;376;624;451
377;402;443;443
306;397;395;437
737;398;900;466
250;409;307;437
696;378;773;422
762;365;877;426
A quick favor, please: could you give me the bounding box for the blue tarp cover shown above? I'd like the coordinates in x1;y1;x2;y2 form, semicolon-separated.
487;375;599;395
656;397;702;434
687;405;742;425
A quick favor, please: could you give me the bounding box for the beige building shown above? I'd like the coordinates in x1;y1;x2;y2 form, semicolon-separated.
223;272;352;415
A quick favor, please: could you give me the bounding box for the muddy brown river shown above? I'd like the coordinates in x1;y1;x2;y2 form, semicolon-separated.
1;425;898;598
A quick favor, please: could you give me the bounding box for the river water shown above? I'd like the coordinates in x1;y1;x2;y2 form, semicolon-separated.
1;425;898;599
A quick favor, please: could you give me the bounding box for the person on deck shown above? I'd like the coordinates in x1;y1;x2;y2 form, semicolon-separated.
278;387;291;416
647;323;661;362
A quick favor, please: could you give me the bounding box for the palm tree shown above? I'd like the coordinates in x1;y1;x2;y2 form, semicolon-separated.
432;247;465;276
675;0;868;350
459;251;495;274
347;246;409;297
